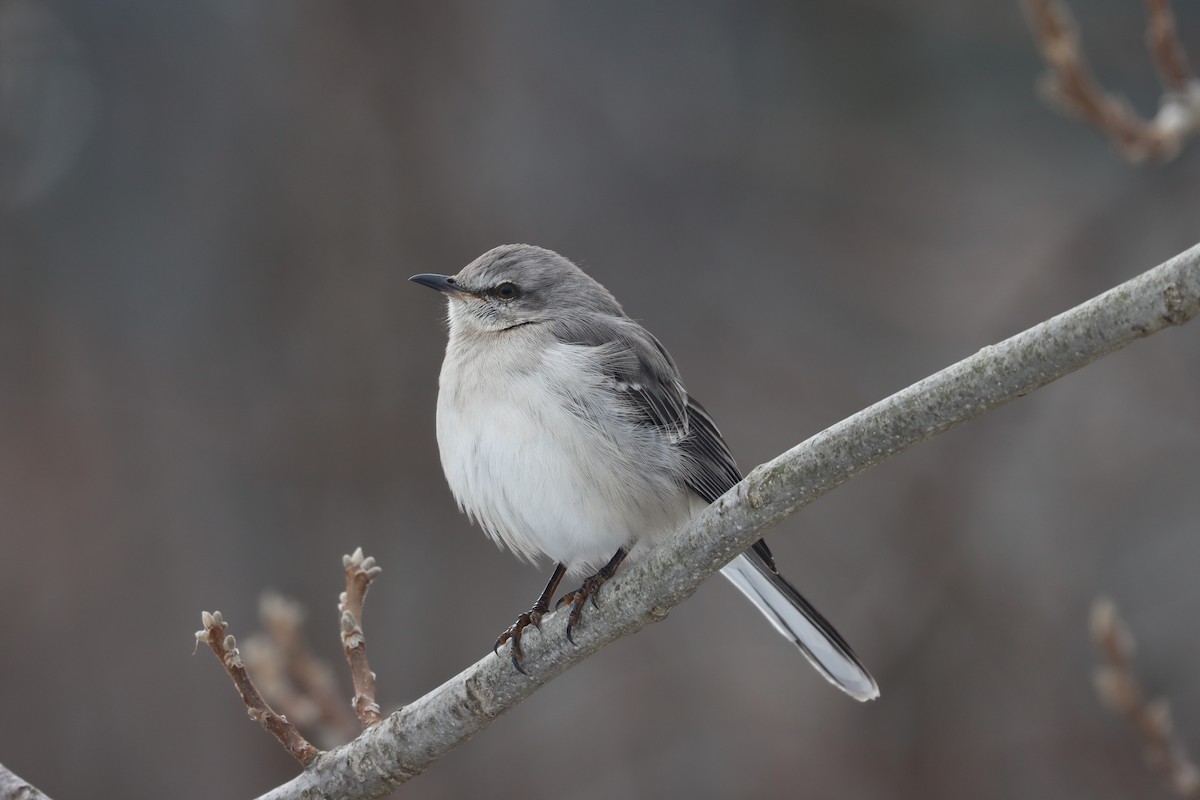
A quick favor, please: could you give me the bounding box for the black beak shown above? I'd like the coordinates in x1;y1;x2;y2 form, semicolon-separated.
408;273;464;294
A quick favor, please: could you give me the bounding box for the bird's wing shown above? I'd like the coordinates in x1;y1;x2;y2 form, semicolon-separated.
679;393;779;570
549;313;777;569
548;316;741;494
679;394;743;504
548;314;690;444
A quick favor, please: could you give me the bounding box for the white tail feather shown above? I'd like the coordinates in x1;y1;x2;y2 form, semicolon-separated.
721;553;879;701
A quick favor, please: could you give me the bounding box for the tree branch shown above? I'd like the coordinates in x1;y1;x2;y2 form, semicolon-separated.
256;243;1200;799
196;611;320;766
0;761;52;800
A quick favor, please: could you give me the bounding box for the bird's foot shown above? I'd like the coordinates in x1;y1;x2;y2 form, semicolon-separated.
494;606;547;675
555;548;628;645
555;573;611;645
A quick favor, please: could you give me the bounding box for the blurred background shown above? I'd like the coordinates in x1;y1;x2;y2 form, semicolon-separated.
2;1;1199;798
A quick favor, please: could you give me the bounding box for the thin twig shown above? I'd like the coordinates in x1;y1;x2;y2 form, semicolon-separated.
1024;0;1200;162
339;548;383;728
256;243;1200;799
195;611;320;766
1091;599;1200;798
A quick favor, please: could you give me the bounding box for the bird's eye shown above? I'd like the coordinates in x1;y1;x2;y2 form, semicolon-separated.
494;282;520;300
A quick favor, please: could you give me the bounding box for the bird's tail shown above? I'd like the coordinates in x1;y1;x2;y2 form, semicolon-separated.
720;550;879;701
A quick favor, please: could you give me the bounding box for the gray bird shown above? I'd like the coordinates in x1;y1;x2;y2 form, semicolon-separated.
411;244;878;701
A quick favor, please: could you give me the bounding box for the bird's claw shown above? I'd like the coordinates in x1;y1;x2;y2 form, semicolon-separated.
556;573;610;645
494;608;545;675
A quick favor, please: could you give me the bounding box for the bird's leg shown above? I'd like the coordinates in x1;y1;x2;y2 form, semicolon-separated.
556;548;628;645
494;563;567;674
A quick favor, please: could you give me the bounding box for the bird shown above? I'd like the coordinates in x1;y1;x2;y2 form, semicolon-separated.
410;244;878;701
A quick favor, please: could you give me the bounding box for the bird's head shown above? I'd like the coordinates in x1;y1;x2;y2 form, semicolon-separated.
410;244;624;334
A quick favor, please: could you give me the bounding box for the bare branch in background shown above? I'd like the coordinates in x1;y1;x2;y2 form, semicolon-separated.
0;761;52;800
1146;0;1193;92
339;547;384;729
194;550;384;768
1024;0;1200;162
1091;598;1200;798
243;243;1199;799
243;593;360;747
195;611;320;766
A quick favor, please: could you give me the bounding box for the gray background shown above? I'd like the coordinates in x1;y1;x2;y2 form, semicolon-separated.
2;1;1199;798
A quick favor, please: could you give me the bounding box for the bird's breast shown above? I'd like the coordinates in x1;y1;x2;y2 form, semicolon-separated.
434;332;688;573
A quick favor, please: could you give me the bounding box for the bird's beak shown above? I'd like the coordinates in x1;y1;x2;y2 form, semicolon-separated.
409;273;465;295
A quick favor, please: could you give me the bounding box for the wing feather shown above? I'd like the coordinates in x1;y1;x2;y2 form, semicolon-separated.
549;314;780;570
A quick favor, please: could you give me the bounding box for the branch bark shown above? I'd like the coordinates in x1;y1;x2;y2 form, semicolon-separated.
255;242;1200;799
0;761;52;800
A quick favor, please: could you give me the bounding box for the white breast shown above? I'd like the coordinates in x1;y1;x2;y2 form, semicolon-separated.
436;327;690;574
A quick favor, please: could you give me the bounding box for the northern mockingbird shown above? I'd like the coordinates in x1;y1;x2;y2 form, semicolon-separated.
411;244;878;701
